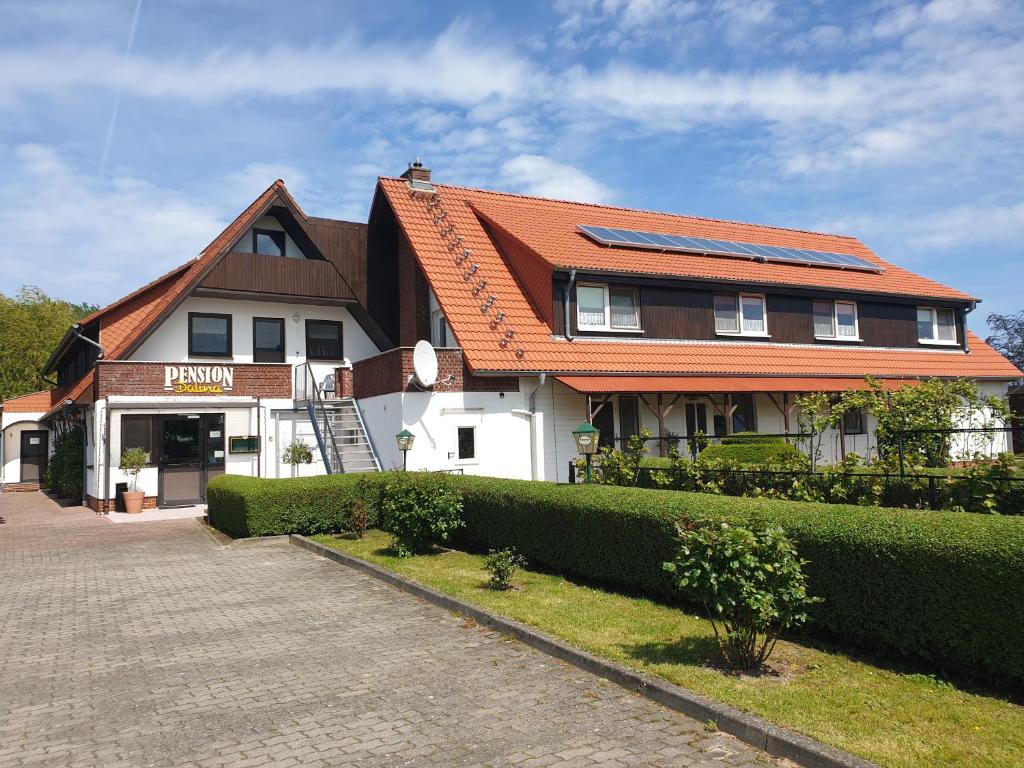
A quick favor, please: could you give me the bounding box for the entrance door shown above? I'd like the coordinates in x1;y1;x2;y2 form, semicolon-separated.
20;430;48;482
685;403;708;436
591;401;616;449
159;416;203;506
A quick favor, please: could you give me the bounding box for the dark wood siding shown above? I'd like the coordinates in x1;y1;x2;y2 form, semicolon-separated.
857;301;920;347
640;286;715;339
307;218;368;306
199;252;356;301
550;273;964;349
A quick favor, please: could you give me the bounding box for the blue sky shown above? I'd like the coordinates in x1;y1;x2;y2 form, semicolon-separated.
1;0;1021;334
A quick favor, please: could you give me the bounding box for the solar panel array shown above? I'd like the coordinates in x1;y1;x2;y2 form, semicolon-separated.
577;225;883;273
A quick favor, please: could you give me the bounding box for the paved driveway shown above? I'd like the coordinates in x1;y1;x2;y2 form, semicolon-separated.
0;492;782;768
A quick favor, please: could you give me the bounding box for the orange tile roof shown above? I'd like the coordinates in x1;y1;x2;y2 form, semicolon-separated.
1;388;70;414
466;189;973;301
379;177;1022;381
556;376;920;394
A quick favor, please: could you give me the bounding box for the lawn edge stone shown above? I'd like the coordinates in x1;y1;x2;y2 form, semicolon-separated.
290;534;879;768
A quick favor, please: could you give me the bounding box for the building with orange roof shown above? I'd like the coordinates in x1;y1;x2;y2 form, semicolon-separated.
2;161;1020;502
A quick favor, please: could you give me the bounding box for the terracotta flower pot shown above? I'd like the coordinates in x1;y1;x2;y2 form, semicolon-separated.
123;490;145;514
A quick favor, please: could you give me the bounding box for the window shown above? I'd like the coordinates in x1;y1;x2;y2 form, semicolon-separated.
305;319;343;360
253;317;285;363
917;307;957;344
842;408;865;436
253;228;285;257
814;300;859;339
188;313;232;357
121;415;154;464
609;287;640;329
457;426;476;461
714;294;767;336
429;291;453;347
576;283;641;331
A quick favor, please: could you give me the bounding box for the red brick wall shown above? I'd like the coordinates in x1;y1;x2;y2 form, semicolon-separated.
87;494;158;513
3;481;41;493
353;348;518;399
335;366;354;397
94;362;293;399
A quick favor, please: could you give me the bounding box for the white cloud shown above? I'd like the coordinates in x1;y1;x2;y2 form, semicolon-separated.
0;144;225;304
500;154;614;203
0;21;537;106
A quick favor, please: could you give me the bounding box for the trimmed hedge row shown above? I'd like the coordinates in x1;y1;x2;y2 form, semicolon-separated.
697;441;803;465
207;474;371;537
206;472;1024;682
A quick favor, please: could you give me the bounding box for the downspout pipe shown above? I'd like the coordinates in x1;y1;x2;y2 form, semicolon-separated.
963;301;976;353
71;323;105;359
526;373;547;481
563;269;577;342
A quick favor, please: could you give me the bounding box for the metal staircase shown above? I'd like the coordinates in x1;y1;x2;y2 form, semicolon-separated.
294;363;381;474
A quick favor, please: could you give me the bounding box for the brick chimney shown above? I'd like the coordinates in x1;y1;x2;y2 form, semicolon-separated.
400;158;431;183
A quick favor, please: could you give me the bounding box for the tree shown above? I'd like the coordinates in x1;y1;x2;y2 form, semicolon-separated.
0;286;98;400
986;310;1024;371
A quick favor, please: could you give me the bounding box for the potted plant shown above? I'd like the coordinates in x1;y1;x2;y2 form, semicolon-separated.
119;447;149;513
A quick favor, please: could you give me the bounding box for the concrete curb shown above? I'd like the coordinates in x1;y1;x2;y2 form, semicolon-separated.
290;535;878;768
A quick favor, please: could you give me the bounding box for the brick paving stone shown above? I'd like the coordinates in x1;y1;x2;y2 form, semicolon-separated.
0;491;792;768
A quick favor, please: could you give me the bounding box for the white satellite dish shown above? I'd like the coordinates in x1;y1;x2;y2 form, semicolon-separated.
412;340;439;387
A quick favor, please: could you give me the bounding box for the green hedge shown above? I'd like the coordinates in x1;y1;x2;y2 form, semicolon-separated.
206;472;1024;682
719;431;784;445
698;441;803;465
206;473;377;537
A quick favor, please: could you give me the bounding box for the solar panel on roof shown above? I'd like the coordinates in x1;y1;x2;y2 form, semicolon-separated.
576;225;883;273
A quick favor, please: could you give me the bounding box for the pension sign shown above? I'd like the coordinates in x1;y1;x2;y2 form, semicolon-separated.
164;365;234;394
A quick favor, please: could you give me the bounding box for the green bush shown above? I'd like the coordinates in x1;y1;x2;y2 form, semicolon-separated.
664;522;819;670
698;441;804;466
207;472;1024;682
369;472;464;556
206;473;381;537
719;432;784;445
483;547;527;590
44;427;83;499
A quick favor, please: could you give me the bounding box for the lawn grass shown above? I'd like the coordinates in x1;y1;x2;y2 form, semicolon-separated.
314;530;1024;768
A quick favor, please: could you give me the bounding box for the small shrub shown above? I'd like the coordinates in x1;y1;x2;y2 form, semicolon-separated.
483;547;527;590
698;440;804;466
282;439;314;467
119;447;149;492
350;496;370;538
664;522;819;670
375;472;464;556
45;427;84;499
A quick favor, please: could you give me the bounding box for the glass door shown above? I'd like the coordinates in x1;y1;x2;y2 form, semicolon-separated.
158;415;203;506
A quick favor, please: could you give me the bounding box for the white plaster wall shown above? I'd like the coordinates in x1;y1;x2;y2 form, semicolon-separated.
133;297;379;385
1;415;46;483
232;215;304;259
358;388;532;478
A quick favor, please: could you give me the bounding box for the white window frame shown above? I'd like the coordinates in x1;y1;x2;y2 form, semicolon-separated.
576;282;641;332
813;299;861;341
714;293;769;338
454;425;478;465
917;306;958;346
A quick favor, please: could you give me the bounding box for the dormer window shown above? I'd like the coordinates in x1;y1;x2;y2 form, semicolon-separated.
253;229;286;257
576;283;641;332
714;293;767;337
917;307;957;345
813;299;860;340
